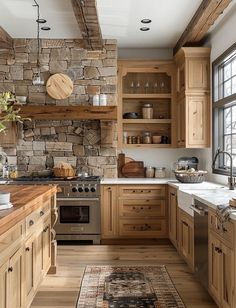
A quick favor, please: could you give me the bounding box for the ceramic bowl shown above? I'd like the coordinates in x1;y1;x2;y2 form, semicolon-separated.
16;96;27;104
152;135;162;144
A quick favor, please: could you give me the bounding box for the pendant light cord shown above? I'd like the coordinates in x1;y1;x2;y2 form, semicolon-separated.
33;0;40;70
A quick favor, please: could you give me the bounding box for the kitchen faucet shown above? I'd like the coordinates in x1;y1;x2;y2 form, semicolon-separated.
212;148;235;190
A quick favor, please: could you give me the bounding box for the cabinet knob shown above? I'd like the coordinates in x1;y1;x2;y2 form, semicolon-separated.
8;267;13;272
40;210;45;217
43;226;49;233
29;220;34;226
25;247;30;251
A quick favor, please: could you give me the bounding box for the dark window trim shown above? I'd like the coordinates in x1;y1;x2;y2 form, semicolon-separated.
212;41;236;176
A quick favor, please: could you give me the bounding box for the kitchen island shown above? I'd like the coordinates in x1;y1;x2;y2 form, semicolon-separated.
0;184;57;308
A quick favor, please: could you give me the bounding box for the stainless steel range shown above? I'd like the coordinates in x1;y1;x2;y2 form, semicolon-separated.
12;175;101;244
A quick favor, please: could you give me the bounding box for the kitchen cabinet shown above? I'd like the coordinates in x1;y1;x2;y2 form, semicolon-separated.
0;122;17;146
0;189;54;308
101;184;168;240
0;247;24;308
101;185;118;239
174;47;211;148
208;210;235;308
168;186;178;248
118;60;177;148
178;208;194;270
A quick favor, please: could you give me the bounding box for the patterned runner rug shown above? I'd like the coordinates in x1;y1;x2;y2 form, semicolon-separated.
76;265;185;308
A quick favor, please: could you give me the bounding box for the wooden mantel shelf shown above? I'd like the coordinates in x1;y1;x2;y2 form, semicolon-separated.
18;105;117;121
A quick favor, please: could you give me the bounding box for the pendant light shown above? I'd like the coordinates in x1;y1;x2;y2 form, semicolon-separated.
32;0;51;86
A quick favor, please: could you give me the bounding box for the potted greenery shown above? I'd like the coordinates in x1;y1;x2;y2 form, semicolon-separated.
0;91;27;132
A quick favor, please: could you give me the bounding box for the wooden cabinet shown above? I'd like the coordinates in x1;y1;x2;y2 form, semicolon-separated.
101;184;168;240
0;122;17;146
208;210;235;308
0;197;53;308
0;247;24;308
168;186;178;248
101;185;118;239
174;47;211;148
118;60;176;148
178;209;194;270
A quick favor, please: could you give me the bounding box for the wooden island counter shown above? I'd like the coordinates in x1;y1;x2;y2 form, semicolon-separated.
0;184;58;308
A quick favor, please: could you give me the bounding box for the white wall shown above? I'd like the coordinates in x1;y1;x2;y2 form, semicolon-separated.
118;48;173;59
197;1;236;185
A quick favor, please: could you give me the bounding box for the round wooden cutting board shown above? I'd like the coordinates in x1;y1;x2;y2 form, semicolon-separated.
46;73;73;100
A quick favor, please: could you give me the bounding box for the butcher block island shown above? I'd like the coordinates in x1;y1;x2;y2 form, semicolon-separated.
0;185;57;308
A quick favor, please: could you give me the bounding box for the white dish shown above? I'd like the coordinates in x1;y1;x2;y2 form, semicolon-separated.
16;96;27;103
0;192;10;204
0;202;13;210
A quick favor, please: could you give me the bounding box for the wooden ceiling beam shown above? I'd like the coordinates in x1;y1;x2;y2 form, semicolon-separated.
0;26;13;49
71;0;103;50
174;0;232;54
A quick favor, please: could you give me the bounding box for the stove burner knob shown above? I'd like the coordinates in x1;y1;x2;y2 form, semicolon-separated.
72;187;77;192
84;187;90;193
91;187;96;192
78;187;84;193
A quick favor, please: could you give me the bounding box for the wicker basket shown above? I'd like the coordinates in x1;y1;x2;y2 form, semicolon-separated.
174;171;207;183
53;167;76;178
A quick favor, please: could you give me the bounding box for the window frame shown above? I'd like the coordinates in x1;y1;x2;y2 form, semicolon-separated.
212;42;236;176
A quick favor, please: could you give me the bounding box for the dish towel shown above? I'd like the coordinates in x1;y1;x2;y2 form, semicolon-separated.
216;204;236;231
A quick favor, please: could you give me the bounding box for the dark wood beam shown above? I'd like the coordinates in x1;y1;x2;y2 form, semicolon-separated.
0;26;13;49
174;0;232;54
71;0;103;50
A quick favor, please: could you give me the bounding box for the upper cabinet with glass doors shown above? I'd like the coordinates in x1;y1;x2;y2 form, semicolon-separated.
118;60;177;148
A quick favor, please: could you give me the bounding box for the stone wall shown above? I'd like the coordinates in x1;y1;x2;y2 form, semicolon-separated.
0;39;118;177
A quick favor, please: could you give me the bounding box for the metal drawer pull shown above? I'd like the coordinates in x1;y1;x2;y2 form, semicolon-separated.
40;211;45;216
29;220;34;226
8;267;13;272
25;247;30;252
190;205;207;216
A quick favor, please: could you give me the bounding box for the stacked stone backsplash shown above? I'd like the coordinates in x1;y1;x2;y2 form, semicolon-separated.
0;39;118;177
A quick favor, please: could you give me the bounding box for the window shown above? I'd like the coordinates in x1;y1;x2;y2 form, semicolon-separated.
213;43;236;175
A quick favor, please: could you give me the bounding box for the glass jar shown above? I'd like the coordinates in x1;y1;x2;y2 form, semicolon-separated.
155;167;166;178
143;131;152;144
145;166;155;178
9;164;18;179
142;103;153;119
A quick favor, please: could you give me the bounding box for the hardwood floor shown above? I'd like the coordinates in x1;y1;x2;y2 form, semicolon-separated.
31;244;217;308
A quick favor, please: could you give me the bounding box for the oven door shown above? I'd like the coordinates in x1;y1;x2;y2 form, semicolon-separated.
55;198;100;235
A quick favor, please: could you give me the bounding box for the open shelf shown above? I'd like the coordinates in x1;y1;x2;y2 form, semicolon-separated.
122;93;172;99
122;119;172;124
122;143;172;148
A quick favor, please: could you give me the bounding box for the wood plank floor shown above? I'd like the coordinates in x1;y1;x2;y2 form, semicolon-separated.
31;244;217;308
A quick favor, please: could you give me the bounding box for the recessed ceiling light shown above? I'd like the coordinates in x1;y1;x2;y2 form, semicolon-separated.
141;19;152;24
36;18;47;23
140;27;150;31
41;26;51;31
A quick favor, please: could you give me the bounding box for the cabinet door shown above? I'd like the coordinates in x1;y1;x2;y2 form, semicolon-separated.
0;261;8;308
179;210;194;269
186;95;210;148
208;232;221;304
8;247;24;308
42;220;51;273
34;231;43;286
25;237;36;306
221;243;234;308
187;58;209;90
168;187;178;248
176;97;186;147
101;185;118;239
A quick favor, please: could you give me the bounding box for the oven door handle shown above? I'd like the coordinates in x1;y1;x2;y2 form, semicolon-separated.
190;205;207;216
57;197;100;201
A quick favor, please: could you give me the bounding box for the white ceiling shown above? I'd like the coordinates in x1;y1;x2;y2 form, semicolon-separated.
97;0;203;48
0;0;218;48
0;0;82;39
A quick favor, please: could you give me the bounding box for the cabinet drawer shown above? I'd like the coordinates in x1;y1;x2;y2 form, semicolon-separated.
0;222;24;261
119;219;167;238
119;185;166;199
26;200;51;234
209;210;234;246
119;199;166;218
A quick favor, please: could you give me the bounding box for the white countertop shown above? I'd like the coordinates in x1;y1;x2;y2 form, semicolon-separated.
101;177;173;185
